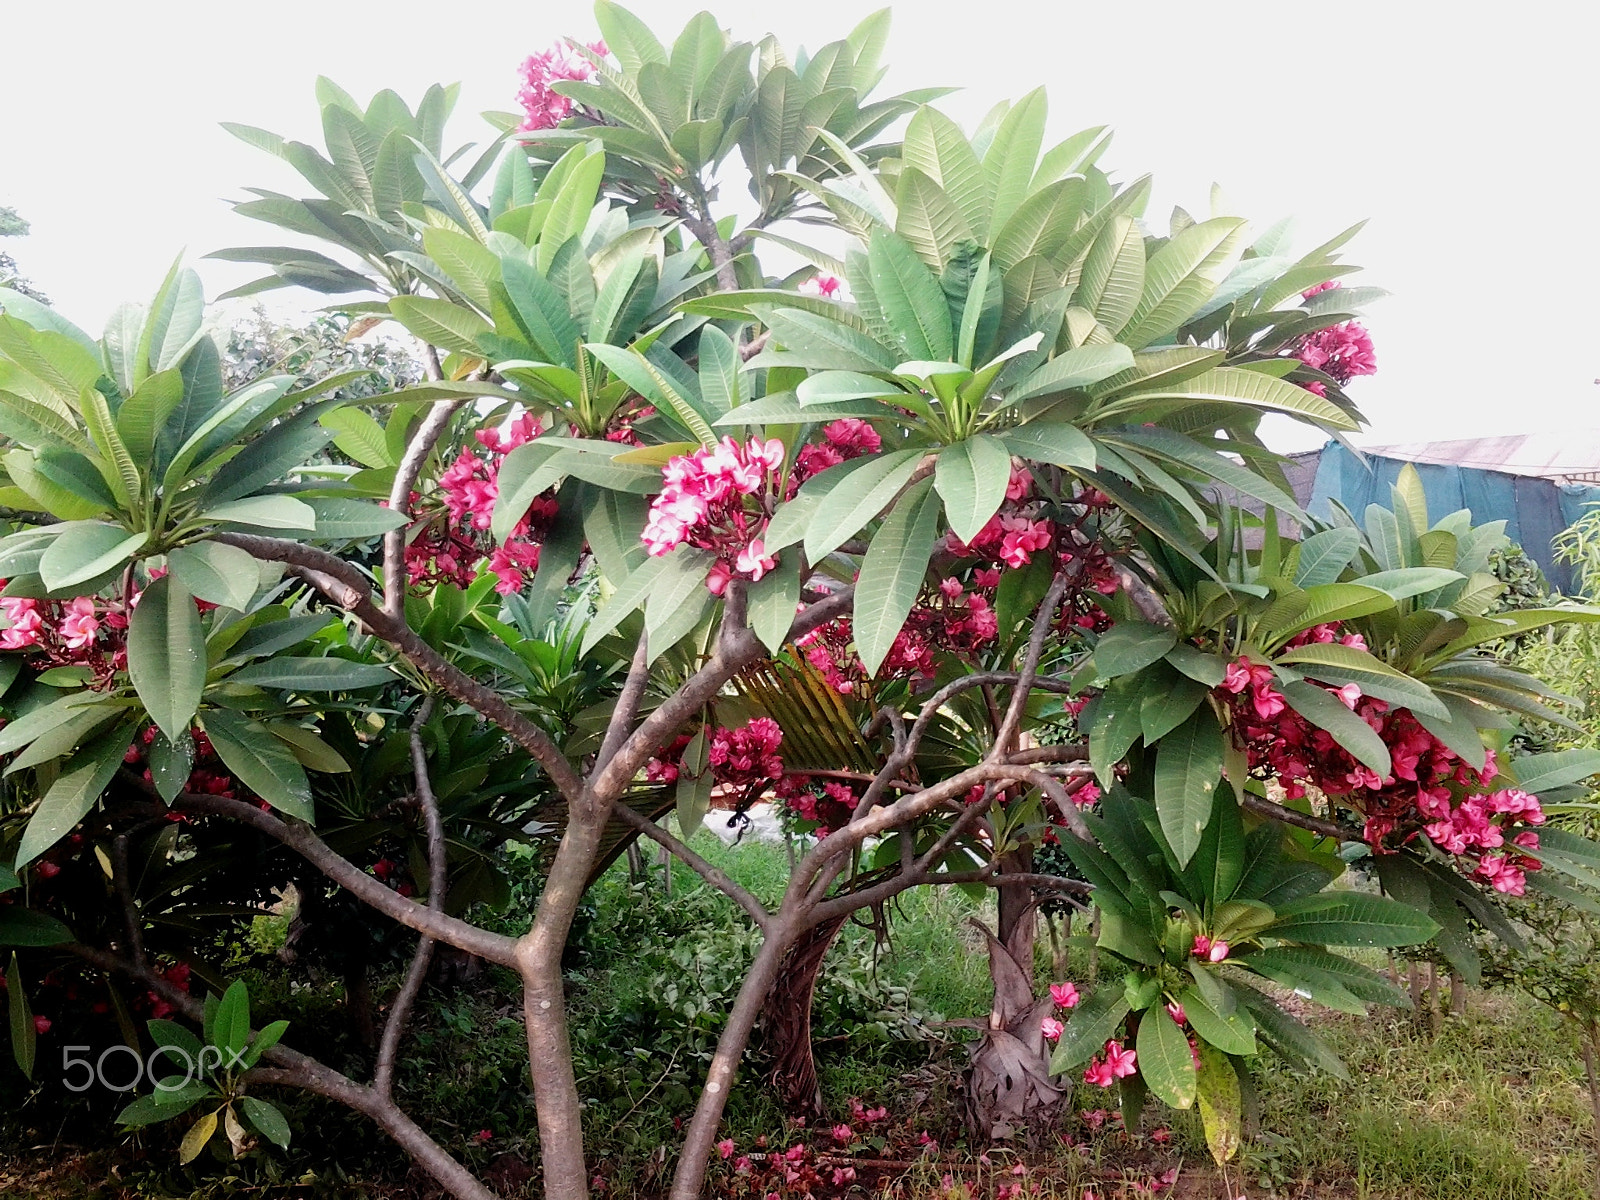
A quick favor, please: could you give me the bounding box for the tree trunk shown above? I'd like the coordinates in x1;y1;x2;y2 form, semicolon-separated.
1427;962;1442;1036
963;915;1062;1142
668;914;804;1200
516;807;609;1200
1582;1023;1600;1200
762;914;850;1116
1449;972;1466;1017
996;847;1037;988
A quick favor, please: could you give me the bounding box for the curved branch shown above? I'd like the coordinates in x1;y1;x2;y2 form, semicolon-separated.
68;944;500;1200
158;784;517;968
1240;793;1348;840
610;804;772;933
374;697;442;1100
383;400;470;617
991;572;1069;760
212;533;584;804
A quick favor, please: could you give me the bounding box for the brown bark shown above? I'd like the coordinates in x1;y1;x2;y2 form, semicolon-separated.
763;915;850;1116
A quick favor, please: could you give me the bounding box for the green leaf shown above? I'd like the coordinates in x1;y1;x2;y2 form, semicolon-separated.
240;1097;291;1149
213;980;251;1059
117;369;185;463
795;371;905;406
644;546;716;644
996;423;1097;470
1244;946;1411;1010
1234;983;1350;1079
1267;893;1438;948
866;228;952;361
903;105;988;239
304;498;409;539
1137;1002;1197;1108
933;435;1012;544
1508;748;1600;795
167;542;260;611
129;576;206;743
8;955;35;1079
1048;987;1130;1073
202;710;314;822
1275;642;1449;719
388;297;492;358
1010;345;1136;403
1154;711;1224;867
202;495;317;531
1279;679;1391;776
1120;217;1248;349
856;478;942;675
0;691;104;755
585;343;716;446
1180;985;1256;1056
803;449;924;564
0;908;74;947
581;555;668;654
1117;366;1358;431
38;523;149;591
747;554;802;653
319;409;394;468
148;729;195;803
594;1;668;69
17;724;135;866
1094;622;1176;678
227;657;395;691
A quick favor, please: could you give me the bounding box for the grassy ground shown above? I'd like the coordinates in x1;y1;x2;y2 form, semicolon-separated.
2;829;1595;1199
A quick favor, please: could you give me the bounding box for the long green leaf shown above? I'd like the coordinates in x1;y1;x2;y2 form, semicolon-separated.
855;477;942;675
1154;711;1224;867
202;709;314;822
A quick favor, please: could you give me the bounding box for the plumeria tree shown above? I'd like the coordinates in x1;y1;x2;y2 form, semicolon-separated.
3;7;1600;1200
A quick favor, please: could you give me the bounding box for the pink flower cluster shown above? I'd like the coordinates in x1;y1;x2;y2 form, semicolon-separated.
1083;1039;1137;1088
790;418;880;491
797;273;845;299
798;575;998;691
707;717;784;791
1420;787;1544;895
515;40;608;131
1192;934;1229;963
775;775;857;837
1290;286;1377;394
946;513;1054;570
0;592;130;688
408;412;556;595
1040;980;1082;1042
1214;622;1543;893
642;437;783;594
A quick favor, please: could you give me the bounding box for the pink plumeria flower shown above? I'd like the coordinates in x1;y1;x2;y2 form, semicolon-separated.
735;538;777;581
1165;1000;1186;1026
1050;981;1081;1010
1192;934;1213;958
1104;1039;1137;1078
716;1138;735;1159
1208;940;1230;963
1335;682;1362;709
1040;1016;1064;1042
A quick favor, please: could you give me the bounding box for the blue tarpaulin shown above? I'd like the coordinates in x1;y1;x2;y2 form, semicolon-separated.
1306;441;1600;594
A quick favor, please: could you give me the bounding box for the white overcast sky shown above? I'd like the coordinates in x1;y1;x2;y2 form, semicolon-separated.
4;1;1596;453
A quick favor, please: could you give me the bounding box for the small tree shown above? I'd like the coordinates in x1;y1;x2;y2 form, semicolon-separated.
3;8;1600;1200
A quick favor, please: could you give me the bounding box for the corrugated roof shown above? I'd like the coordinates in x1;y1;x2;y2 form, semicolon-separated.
1359;433;1600;483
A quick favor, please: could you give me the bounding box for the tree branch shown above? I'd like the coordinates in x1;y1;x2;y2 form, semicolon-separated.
610;804;772;933
374;697;442;1100
1240;793;1348;840
211;533;584;805
383;400;470;617
149;782;518;967
597;634;652;773
991;572;1069;761
68;943;501;1200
